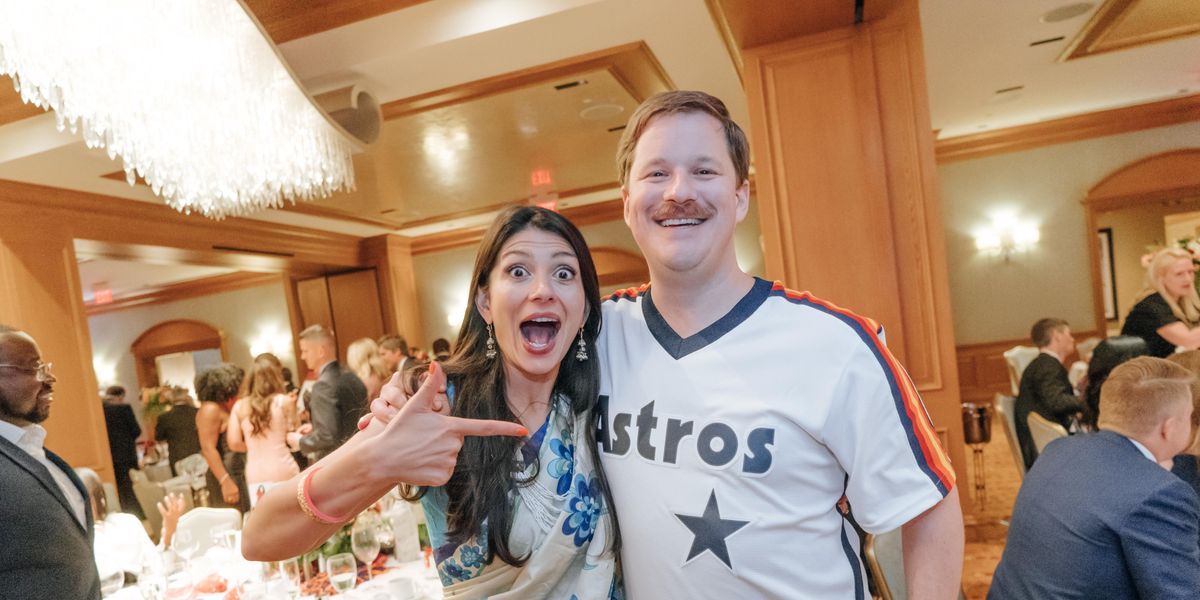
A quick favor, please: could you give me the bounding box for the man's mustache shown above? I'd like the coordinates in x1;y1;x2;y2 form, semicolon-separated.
651;202;714;221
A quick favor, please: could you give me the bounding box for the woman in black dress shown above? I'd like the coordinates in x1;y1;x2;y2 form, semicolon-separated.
1122;248;1200;358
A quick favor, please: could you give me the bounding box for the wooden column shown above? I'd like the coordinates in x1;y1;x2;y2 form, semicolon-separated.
0;209;113;481
742;1;970;511
361;235;426;349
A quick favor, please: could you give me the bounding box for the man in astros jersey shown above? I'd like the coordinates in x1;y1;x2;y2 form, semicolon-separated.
371;90;965;599
592;90;963;599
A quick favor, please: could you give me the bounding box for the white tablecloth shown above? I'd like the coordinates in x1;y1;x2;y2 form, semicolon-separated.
108;557;442;599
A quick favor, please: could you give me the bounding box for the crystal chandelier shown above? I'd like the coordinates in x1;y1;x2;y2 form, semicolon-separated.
0;1;357;219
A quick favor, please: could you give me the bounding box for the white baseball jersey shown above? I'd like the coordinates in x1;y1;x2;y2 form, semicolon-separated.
596;278;954;599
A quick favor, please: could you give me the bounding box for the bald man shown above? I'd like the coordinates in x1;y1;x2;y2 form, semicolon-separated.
0;324;101;599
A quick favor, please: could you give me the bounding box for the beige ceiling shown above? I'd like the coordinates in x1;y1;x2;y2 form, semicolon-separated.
307;68;639;227
0;0;1195;236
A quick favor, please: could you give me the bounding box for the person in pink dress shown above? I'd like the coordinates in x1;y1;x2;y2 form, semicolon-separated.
227;358;300;508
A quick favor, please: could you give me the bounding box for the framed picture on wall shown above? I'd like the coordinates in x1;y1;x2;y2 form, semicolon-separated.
1098;228;1118;320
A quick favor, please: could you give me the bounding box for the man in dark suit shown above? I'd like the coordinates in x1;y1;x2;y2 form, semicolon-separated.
0;324;101;599
1014;317;1082;469
990;357;1200;599
296;325;367;461
101;385;143;518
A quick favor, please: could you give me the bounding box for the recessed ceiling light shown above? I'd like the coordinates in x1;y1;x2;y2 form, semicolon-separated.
579;103;624;121
1040;2;1093;23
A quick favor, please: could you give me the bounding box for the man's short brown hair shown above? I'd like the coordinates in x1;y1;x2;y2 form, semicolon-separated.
1030;318;1069;348
378;334;408;356
615;90;750;189
1099;356;1195;434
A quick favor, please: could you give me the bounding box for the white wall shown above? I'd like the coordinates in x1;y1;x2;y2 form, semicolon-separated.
87;282;297;399
937;122;1200;344
411;200;765;348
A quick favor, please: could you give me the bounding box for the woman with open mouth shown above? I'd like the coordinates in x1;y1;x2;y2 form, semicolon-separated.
243;206;621;599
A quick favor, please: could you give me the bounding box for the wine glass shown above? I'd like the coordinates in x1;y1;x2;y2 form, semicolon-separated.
172;528;199;564
326;553;357;594
351;513;382;581
279;557;302;598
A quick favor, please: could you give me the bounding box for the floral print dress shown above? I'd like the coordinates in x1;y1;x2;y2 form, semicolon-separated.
419;394;621;599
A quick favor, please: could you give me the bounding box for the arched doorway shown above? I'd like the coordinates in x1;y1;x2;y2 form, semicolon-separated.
130;319;228;390
1084;149;1200;331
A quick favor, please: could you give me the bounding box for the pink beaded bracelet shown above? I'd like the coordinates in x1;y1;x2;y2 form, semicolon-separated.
296;467;350;525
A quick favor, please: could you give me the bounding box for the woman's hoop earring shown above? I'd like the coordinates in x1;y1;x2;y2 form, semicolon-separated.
486;323;497;359
575;328;588;361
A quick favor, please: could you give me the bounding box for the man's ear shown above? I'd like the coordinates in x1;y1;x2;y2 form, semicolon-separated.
734;179;750;223
475;286;492;324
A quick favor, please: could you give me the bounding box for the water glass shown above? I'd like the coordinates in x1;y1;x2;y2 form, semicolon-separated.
351;513;382;580
326;553;357;594
172;529;199;564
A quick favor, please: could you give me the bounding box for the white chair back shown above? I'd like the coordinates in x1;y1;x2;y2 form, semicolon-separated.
162;476;196;511
993;394;1026;480
175;507;242;555
1002;346;1041;395
1028;412;1068;454
144;462;173;482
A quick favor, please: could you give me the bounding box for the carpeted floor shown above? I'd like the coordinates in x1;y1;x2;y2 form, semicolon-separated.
960;424;1023;600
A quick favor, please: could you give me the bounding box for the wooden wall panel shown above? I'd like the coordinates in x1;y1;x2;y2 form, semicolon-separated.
0;210;113;481
742;0;969;511
361;235;426;348
744;28;907;358
327;270;386;360
296;277;334;331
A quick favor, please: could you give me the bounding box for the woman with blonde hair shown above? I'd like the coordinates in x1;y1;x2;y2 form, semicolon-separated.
1122;248;1200;357
346;337;390;401
227;357;299;508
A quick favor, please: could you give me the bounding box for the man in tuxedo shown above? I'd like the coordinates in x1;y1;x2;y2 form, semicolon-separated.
990;357;1200;599
1015;317;1082;469
295;325;367;461
0;324;101;599
101;385;143;518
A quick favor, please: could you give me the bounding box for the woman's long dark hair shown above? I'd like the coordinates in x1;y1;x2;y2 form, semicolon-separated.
402;206;620;566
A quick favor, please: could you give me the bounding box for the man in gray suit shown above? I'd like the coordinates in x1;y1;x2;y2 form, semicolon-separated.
0;324;101;599
295;325;368;461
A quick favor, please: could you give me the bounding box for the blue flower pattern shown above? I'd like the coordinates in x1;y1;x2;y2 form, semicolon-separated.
548;437;575;495
562;474;603;547
459;543;485;569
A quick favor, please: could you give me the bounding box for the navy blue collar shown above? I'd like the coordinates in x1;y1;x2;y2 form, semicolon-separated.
642;277;772;360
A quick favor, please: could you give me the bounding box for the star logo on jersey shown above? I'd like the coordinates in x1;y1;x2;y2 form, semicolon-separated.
674;489;749;570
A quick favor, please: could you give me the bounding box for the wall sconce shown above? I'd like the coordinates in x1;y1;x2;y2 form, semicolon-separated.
974;214;1040;260
248;324;294;358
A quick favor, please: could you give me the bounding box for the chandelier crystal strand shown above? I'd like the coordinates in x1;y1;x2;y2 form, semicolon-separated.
0;1;355;219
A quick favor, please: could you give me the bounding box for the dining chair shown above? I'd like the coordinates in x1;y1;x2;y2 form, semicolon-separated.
863;529;966;600
175;507;242;555
993;394;1026;481
1002;346;1041;395
1027;412;1068;454
132;478;166;535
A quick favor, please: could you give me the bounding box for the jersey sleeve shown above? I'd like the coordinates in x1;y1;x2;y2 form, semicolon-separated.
821;326;956;533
